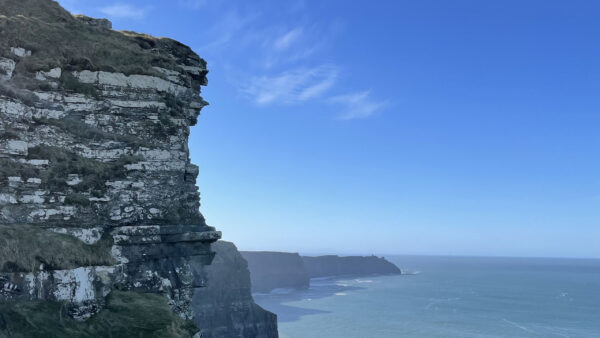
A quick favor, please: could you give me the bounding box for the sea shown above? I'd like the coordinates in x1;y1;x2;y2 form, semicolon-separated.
252;256;600;338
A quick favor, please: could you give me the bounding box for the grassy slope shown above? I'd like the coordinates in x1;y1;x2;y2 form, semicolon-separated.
0;0;204;76
0;224;115;272
0;291;197;338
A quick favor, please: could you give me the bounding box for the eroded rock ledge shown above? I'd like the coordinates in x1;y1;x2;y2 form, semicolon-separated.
0;0;227;334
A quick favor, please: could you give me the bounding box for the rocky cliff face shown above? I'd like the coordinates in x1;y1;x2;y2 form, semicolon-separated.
0;1;274;336
193;242;278;338
240;251;309;293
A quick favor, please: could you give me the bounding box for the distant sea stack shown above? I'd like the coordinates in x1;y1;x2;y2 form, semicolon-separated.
240;251;400;293
302;255;401;278
241;251;310;293
0;0;277;336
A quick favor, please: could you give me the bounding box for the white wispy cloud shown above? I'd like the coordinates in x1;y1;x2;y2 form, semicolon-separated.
194;2;388;119
200;10;260;52
243;66;338;105
273;28;303;50
99;3;147;19
330;91;388;120
178;0;210;9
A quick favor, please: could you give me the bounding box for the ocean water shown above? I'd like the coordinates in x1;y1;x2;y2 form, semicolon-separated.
253;256;600;338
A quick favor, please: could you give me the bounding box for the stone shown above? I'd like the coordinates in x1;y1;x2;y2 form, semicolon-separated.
10;47;31;57
35;67;62;81
0;58;16;81
73;15;112;30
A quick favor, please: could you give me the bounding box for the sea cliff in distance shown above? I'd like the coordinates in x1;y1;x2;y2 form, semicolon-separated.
241;252;401;293
302;255;401;278
240;252;310;293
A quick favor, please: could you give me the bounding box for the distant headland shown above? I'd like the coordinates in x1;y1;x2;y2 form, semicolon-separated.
241;251;401;293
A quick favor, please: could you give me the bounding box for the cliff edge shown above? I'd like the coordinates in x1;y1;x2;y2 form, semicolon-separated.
0;0;275;336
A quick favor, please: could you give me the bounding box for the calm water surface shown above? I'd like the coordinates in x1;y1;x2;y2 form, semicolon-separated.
253;256;600;338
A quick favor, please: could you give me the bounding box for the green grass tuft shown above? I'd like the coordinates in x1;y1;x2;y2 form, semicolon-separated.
0;291;198;337
0;0;204;78
0;224;114;273
59;71;99;98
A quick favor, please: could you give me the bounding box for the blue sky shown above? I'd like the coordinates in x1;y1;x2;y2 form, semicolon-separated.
58;0;600;258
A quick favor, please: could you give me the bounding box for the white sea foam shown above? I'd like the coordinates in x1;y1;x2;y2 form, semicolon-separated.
270;288;295;295
502;319;537;334
424;297;461;310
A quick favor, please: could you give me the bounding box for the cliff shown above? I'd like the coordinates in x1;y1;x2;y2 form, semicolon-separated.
241;251;309;293
240;251;400;293
193;241;278;337
302;255;401;278
0;1;276;336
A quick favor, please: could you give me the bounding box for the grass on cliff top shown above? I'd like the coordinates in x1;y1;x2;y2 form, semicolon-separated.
0;224;115;273
0;291;198;338
0;0;205;77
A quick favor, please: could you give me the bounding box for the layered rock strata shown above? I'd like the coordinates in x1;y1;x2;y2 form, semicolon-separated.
0;0;230;333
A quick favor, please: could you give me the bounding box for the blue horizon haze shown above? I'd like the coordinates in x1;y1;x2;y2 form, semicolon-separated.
58;0;600;258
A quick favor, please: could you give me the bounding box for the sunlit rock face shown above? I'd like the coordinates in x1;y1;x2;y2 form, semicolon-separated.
0;0;225;330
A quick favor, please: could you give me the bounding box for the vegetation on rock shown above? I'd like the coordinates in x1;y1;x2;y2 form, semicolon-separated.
0;0;206;81
0;224;114;272
0;291;197;337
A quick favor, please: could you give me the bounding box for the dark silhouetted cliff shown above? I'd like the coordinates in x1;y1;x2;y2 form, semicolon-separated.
240;251;400;293
241;251;310;293
302;255;401;278
193;241;278;338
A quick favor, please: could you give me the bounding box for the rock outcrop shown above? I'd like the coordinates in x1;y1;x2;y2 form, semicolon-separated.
302;255;401;278
240;251;309;293
0;1;276;336
241;251;400;293
193;241;278;338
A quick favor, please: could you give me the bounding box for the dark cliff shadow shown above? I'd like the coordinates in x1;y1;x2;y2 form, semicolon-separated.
252;276;367;323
